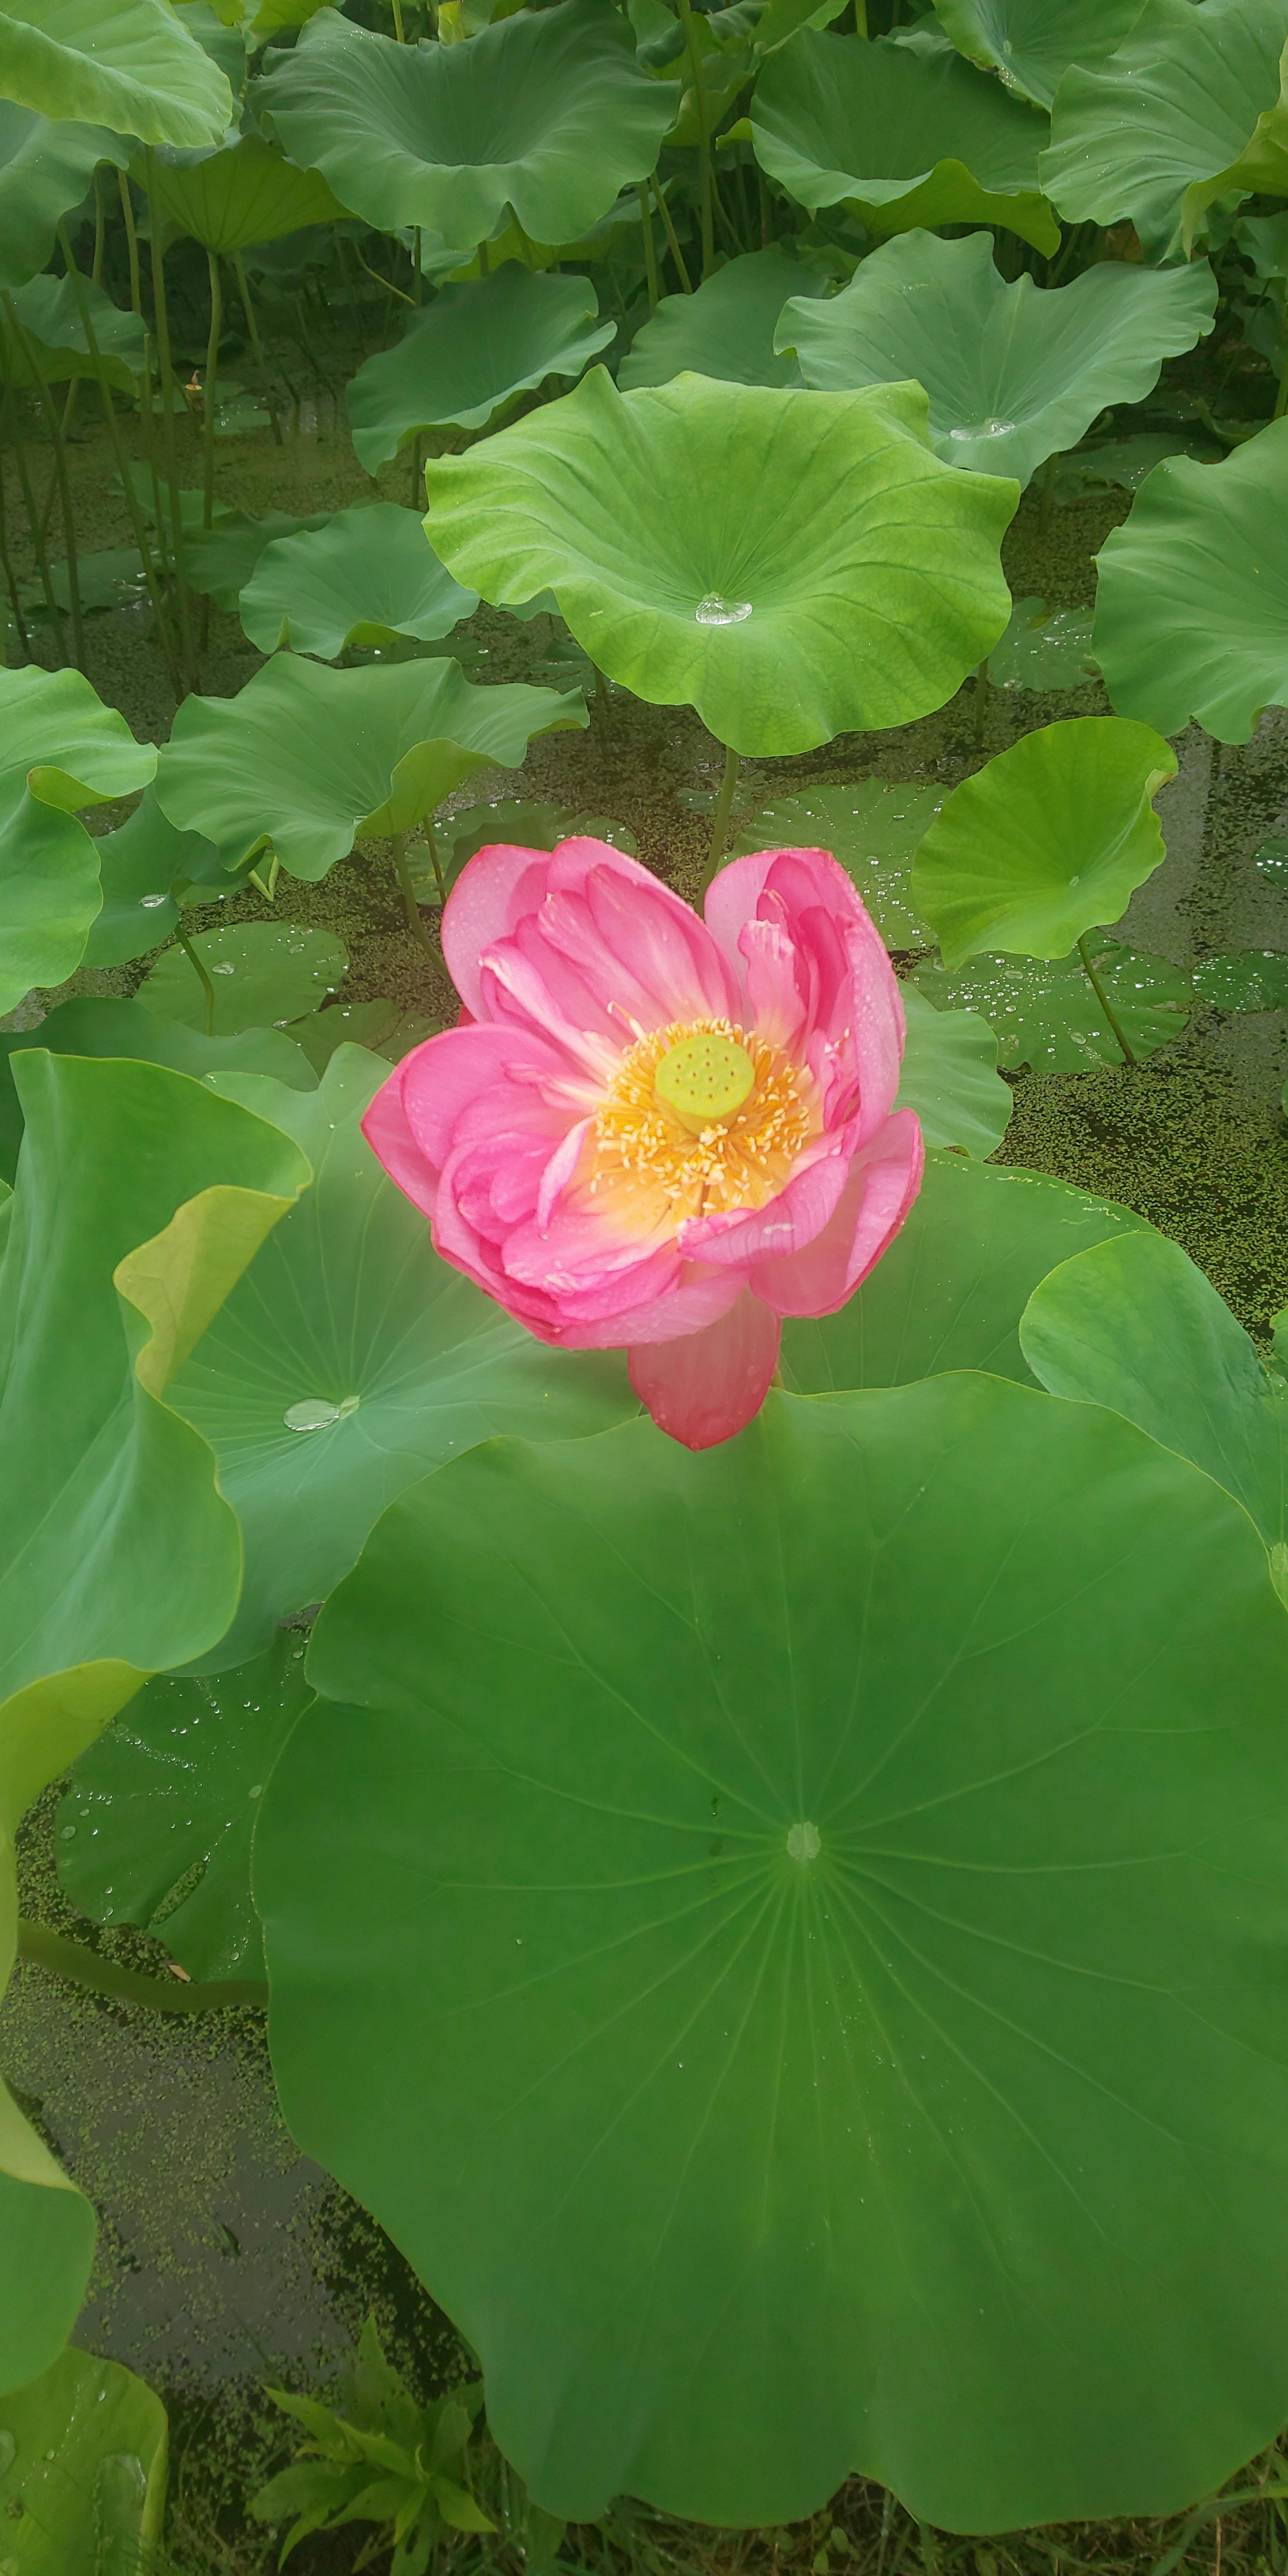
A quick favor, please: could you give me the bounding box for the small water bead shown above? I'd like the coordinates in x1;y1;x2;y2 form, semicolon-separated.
283;1394;361;1433
695;593;752;626
950;419;1016;441
210;961;236;976
140;892;168;910
787;1821;821;1864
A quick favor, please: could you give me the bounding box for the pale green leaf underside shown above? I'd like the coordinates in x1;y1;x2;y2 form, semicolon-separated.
145;131;349;254
3;268;148;390
0;105;130;291
347;265;616;467
239;502;477;656
619;244;832;392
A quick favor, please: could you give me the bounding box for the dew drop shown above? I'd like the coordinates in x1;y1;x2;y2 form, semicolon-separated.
283;1394;361;1433
787;1821;821;1864
210;961;236;976
695;592;752;626
951;417;1016;440
60;1824;76;1839
140;892;168;910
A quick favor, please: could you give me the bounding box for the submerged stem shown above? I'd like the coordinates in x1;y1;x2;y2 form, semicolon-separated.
176;923;217;1035
699;743;741;898
18;1919;266;2015
424;815;447;904
393;829;438;953
1076;932;1137;1067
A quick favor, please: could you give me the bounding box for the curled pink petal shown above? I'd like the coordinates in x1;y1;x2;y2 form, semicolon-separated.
751;1111;925;1317
629;1290;782;1450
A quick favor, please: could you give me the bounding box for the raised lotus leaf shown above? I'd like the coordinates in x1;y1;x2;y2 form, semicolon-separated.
0;268;147;390
1093;420;1288;743
912;716;1177;967
0;0;234;147
259;0;677;257
239;502;477;656
1040;0;1288;263
154;654;587;878
0;2346;168;2567
421;368;1017;756
139;922;348;1034
0;107;130;291
745;28;1060;254
729;779;943;948
930;0;1148;111
346;265;615;470
782;229;1217;487
144;130;349;253
895;984;1012;1156
167;1049;637;1669
619;243;833;392
915;942;1194;1069
259;1377;1288;2531
0;666;157;1016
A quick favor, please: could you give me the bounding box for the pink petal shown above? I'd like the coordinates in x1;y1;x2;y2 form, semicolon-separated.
553;1265;746;1350
397;1022;571;1171
360;1057;437;1222
629;1290;782;1450
441;844;550;1020
751;1110;924;1317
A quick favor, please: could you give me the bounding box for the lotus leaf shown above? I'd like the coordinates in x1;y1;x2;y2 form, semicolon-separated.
780;1147;1148;1393
988;595;1096;690
0;104;130;290
0;2346;167;2569
21;546;147;620
154;656;587;878
912;717;1176;967
83;785;226;968
915;943;1193;1068
145;131;349;253
0;667;157;1015
422;370;1017;756
894;985;1011;1155
174;0;246;89
1040;0;1288;262
1021;1230;1288;1603
0;0;234;148
1055;431;1221;501
752;0;849;52
60;1630;313;1980
347;267;616;469
1093;422;1288;742
181;504;331;611
729;781;943;948
619;245;833;392
239;503;476;657
0;1056;308;2390
1;269;146;390
1193;951;1288;1010
746;29;1059;254
167;1050;636;1668
259;1376;1288;2531
0;998;313;1184
259;0;677;256
139;922;347;1036
930;0;1147;110
782;231;1217;487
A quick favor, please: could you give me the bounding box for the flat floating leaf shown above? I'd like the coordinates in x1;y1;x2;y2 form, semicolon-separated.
987;595;1096;690
1041;0;1288;262
259;1377;1288;2531
0;0;234;148
915;941;1193;1069
0;104;130;292
20;545;147;618
930;0;1147;111
1192;950;1288;1010
154;654;587;879
0;2345;167;2568
1093;421;1288;743
1054;431;1222;502
780;1145;1149;1392
619;244;833;392
896;984;1012;1155
783;229;1216;487
168;1050;637;1667
729;779;944;948
239;503;477;657
145;131;349;253
140;922;348;1035
347;265;616;469
912;716;1176;967
260;0;676;255
747;29;1059;255
422;369;1017;757
60;1630;313;1979
0;666;156;1015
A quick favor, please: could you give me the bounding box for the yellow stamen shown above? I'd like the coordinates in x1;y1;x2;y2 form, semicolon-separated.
589;1017;815;1222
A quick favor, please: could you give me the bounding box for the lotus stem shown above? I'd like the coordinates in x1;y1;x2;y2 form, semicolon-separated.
675;0;716;277
1076;933;1137;1068
392;0;405;34
0;452;34;662
424;816;447;904
699;743;741;898
58;218;185;699
638;183;660;311
652;174;693;291
232;249;282;445
118;167;142;317
393;828;438;953
145;154;198;691
176;922;217;1035
2;292;85;670
2;376;67;664
202;246;222;532
1038;448;1058;536
18;1918;266;2015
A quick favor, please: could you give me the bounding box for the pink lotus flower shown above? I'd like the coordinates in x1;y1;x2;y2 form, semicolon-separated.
362;838;924;1449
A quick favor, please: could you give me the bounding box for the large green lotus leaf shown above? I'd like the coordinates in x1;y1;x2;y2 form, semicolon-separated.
154;655;587;879
0;2345;167;2569
167;1049;637;1670
618;246;833;393
259;0;676;254
895;985;1011;1156
1040;0;1288;263
258;1376;1288;2530
1093;422;1288;743
1;270;147;391
83;785;222;968
930;0;1147;110
912;716;1176;968
346;267;616;470
0;1054;308;2393
746;30;1059;255
780;1147;1147;1394
239;503;476;657
59;1631;311;1980
145;131;348;253
782;230;1217;488
422;370;1017;758
180;505;330;611
915;942;1193;1069
139;922;348;1035
0;104;130;291
1020;1231;1288;1603
730;781;942;949
0;0;234;147
0;998;314;1187
0;668;156;1015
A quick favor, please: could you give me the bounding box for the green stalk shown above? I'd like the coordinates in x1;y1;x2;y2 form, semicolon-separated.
232;249;282;446
1076;932;1137;1067
3;378;67;663
176;922;216;1034
144;153;197;692
638;180;660;311
58;218;184;697
423;814;447;904
2;294;85;670
675;0;715;277
392;828;438;953
0;448;33;662
118;167;142;316
1038;447;1058;535
202;246;222;529
18;1919;266;2015
91;165;106;281
653;172;693;291
699;743;741;897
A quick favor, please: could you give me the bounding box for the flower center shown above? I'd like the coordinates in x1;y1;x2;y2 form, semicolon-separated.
590;1016;815;1222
